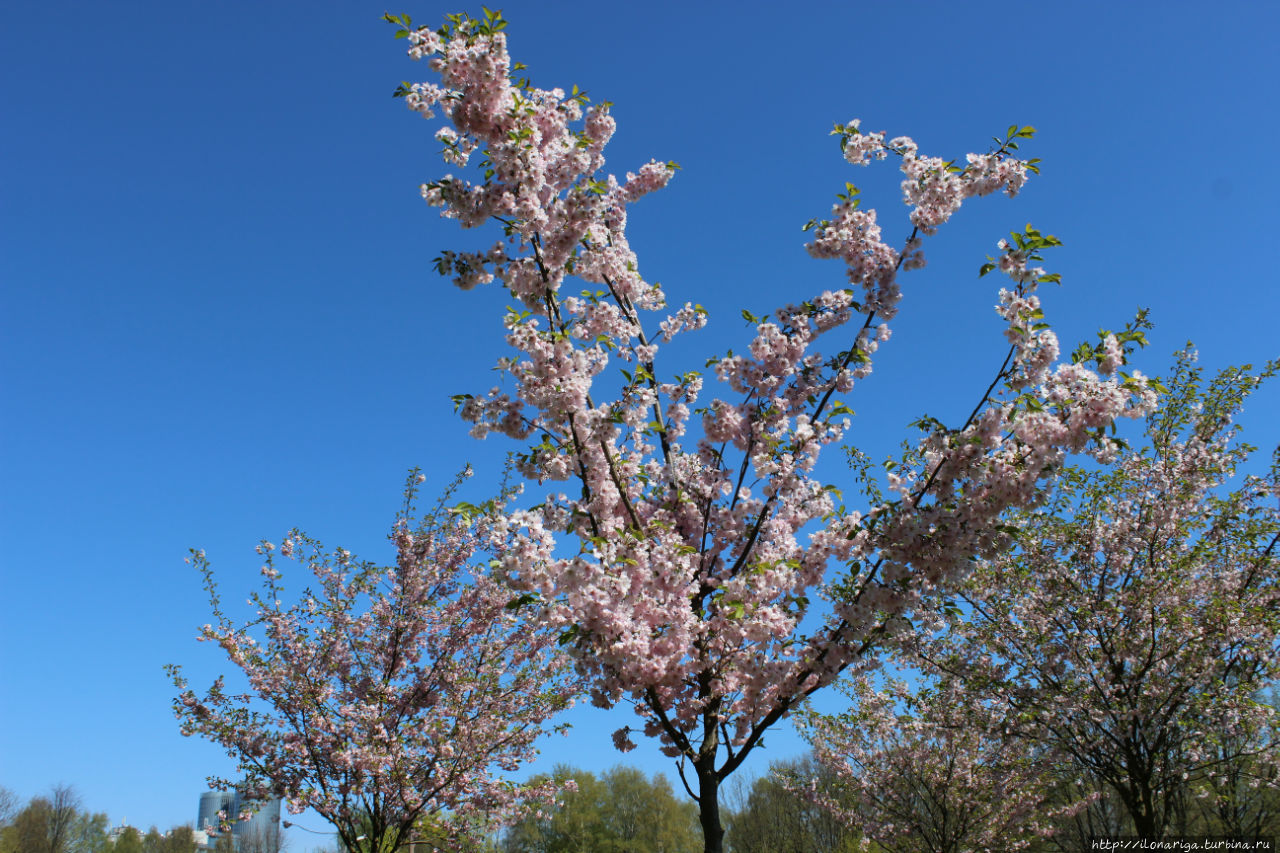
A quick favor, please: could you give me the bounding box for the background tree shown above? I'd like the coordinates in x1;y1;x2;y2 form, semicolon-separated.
170;470;575;853
0;785;99;853
237;823;286;853
1025;769;1132;852
0;787;17;832
389;10;1156;852
923;351;1280;838
141;828;164;853
798;674;1080;852
210;830;237;853
1027;691;1280;849
721;756;860;853
154;826;198;853
1187;696;1280;840
47;786;83;853
501;765;699;853
111;827;144;853
64;812;109;853
2;798;55;853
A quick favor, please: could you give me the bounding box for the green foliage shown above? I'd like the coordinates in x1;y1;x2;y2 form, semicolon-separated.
112;828;143;853
978;222;1062;280
0;787;213;853
140;828;164;853
153;827;197;853
501;765;700;853
70;814;111;853
722;757;862;853
0;785;108;853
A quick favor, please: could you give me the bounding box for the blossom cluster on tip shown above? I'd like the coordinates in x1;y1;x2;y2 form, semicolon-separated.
168;473;576;849
398;10;1158;780
805;208;901;317
829;119;1032;234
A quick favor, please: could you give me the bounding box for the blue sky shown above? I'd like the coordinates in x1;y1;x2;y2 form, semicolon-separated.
3;0;1278;846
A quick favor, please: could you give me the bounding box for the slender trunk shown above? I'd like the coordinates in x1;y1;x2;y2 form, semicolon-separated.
696;760;724;853
1127;783;1159;838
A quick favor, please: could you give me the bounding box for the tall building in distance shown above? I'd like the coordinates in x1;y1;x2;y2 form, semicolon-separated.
195;790;281;852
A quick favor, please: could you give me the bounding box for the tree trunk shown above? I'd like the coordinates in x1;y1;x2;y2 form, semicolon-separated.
696;761;724;853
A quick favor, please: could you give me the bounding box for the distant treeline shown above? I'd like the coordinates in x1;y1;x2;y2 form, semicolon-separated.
0;785;280;853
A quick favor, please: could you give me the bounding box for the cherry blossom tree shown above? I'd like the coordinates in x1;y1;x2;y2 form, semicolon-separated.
387;10;1157;851
795;673;1084;852
1186;699;1280;839
918;351;1280;839
168;469;575;853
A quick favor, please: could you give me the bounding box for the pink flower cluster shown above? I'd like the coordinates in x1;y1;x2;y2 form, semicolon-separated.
829;120;1031;235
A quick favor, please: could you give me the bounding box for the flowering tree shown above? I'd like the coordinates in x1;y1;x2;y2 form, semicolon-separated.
388;9;1157;851
168;470;575;853
796;673;1082;852
1186;700;1280;839
919;352;1280;838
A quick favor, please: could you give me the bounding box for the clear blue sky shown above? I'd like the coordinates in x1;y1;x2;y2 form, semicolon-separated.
3;0;1278;847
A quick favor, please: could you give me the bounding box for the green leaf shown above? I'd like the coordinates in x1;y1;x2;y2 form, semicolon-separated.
829;401;855;417
505;593;538;611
